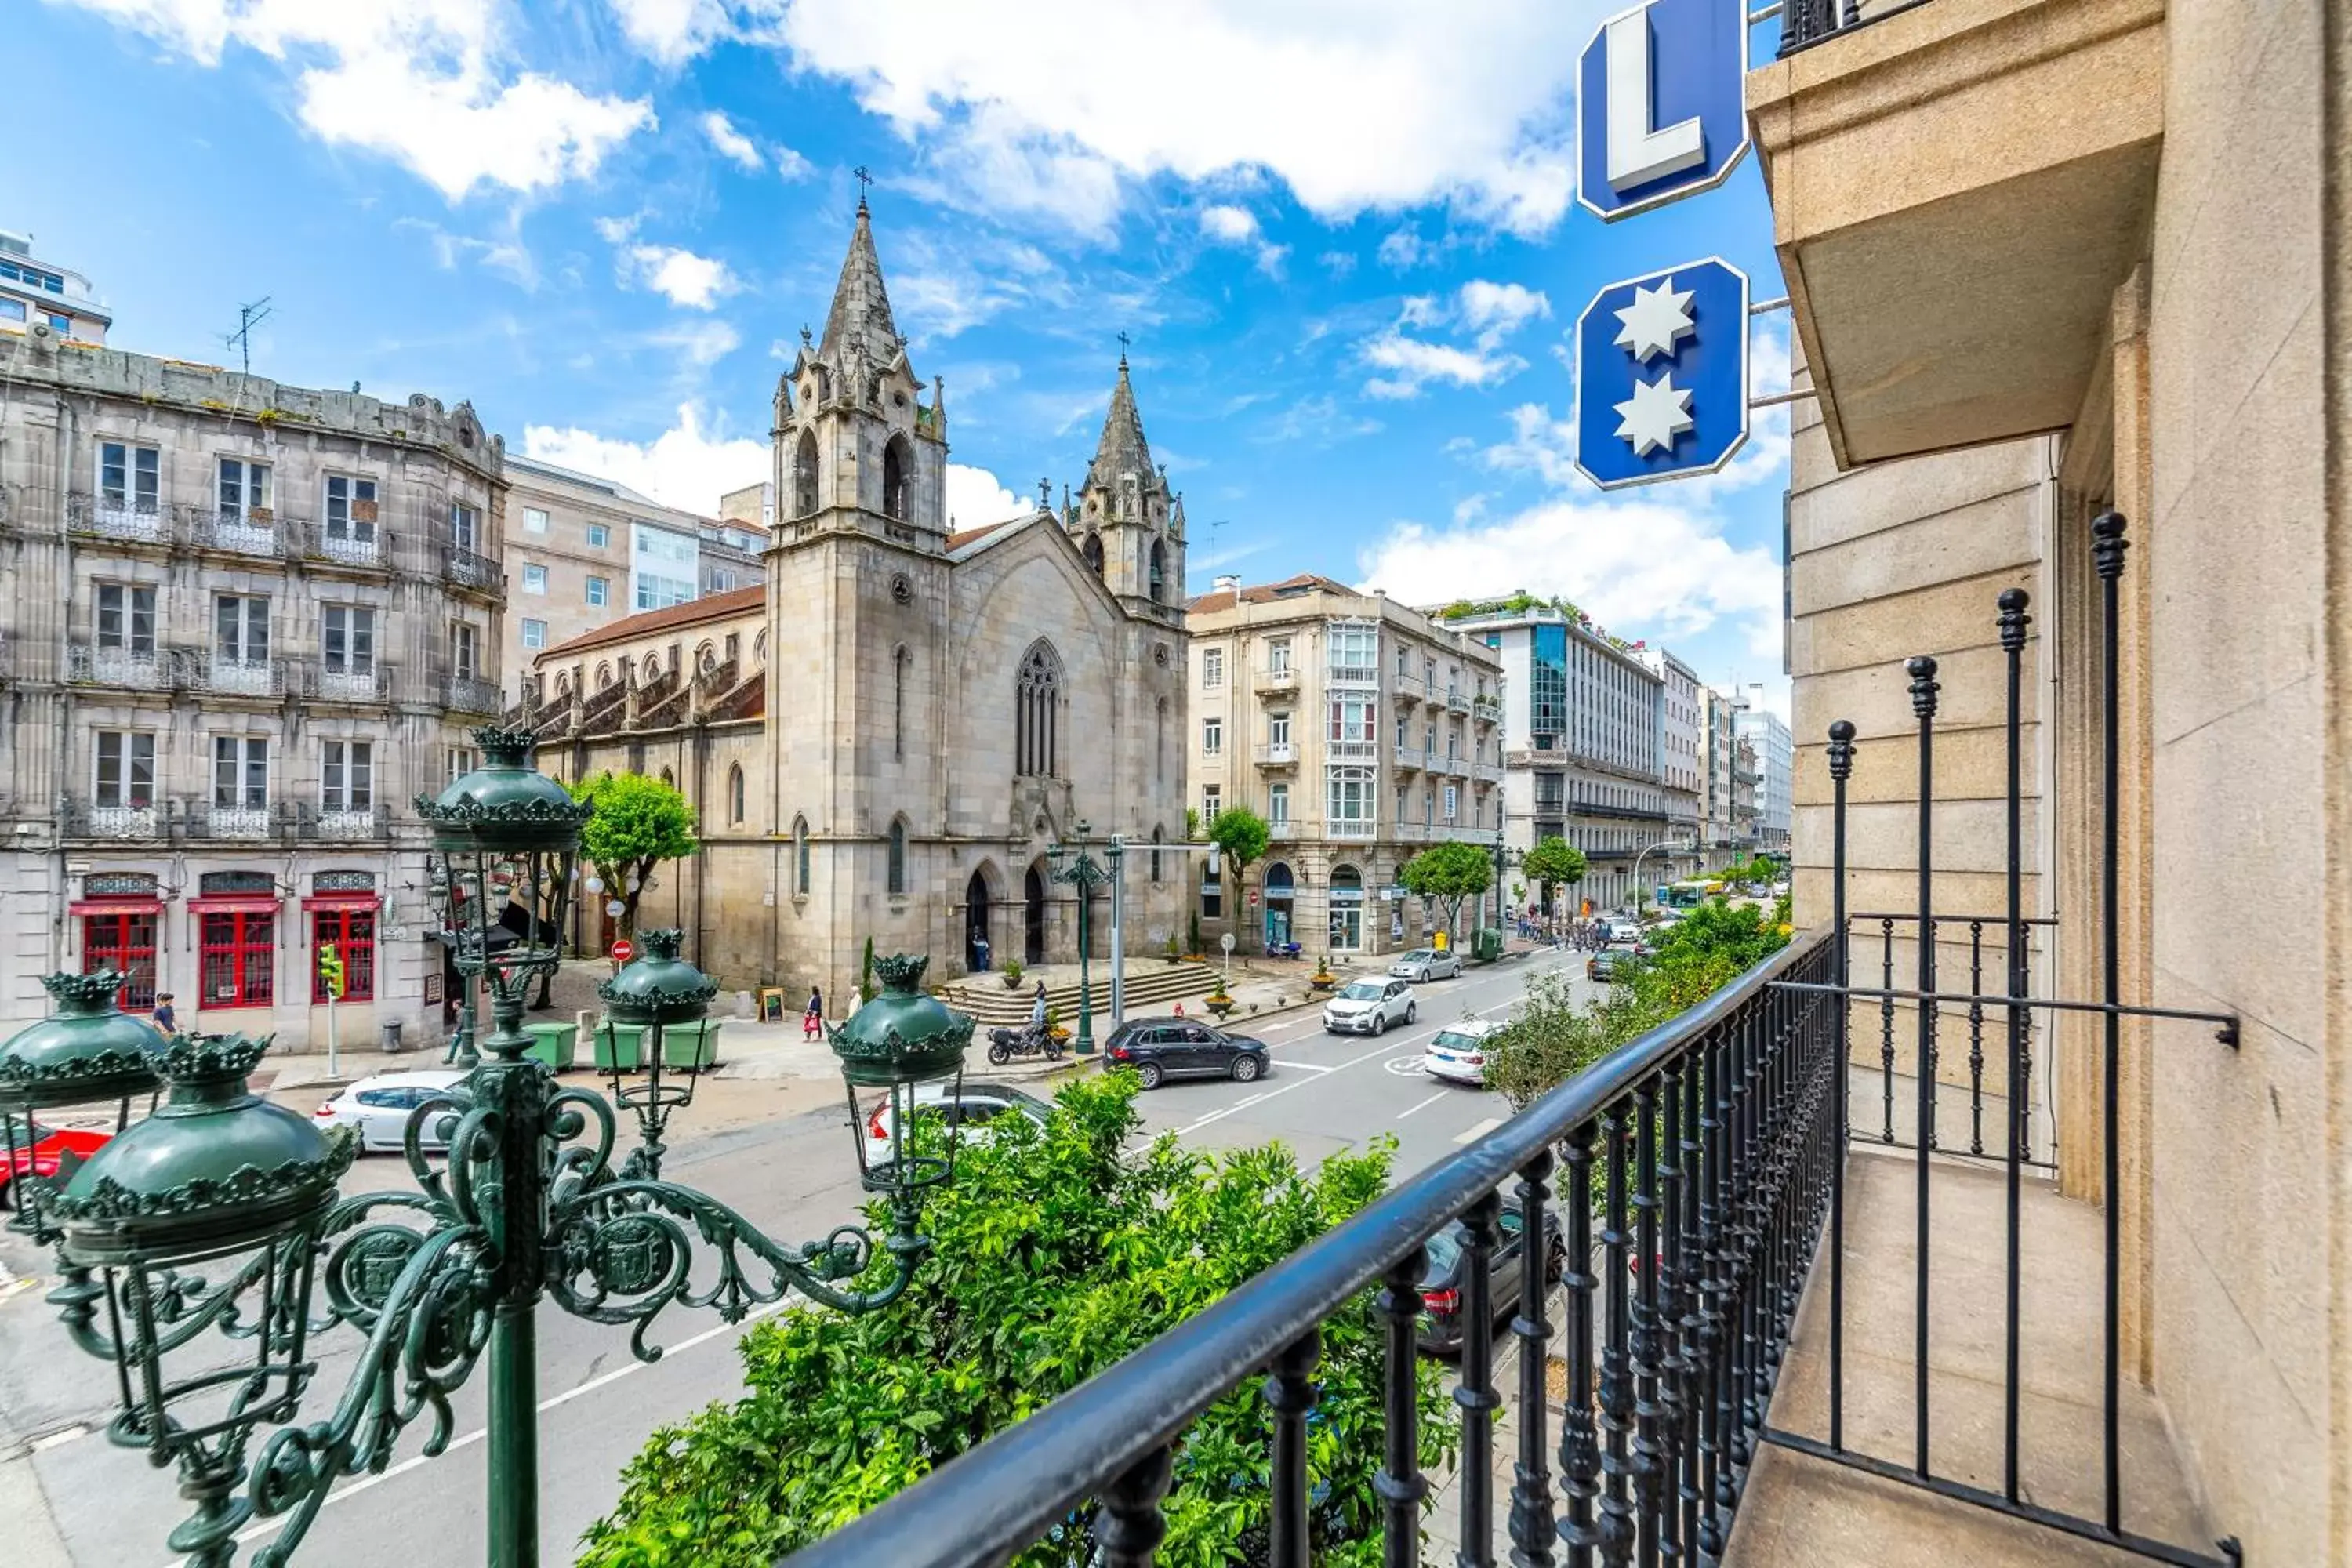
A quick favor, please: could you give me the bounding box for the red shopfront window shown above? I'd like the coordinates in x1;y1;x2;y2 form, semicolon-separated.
312;908;376;1003
82;907;159;1010
200;910;275;1008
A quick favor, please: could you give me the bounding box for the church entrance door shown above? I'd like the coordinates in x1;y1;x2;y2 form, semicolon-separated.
966;870;993;972
1024;864;1047;965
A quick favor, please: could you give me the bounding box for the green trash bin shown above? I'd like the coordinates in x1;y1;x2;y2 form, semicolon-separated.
523;1022;579;1071
661;1019;722;1073
592;1019;646;1073
1473;928;1504;964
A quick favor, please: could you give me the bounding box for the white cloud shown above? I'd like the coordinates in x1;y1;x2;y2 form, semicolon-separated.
700;109;764;171
624;245;737;309
610;0;784;66
67;0;654;200
636;0;1597;237
1362;330;1519;400
1457;280;1551;348
1358;278;1552;398
772;144;815;180
1377;226;1428;269
1354;499;1780;647
946;465;1028;532
1198;204;1260;243
523;402;765;513
644;318;742;367
1319;250;1358;278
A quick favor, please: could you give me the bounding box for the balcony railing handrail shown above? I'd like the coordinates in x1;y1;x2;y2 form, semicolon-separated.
792;925;1833;1567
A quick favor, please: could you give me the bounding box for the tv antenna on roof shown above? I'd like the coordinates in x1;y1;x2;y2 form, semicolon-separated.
222;296;273;376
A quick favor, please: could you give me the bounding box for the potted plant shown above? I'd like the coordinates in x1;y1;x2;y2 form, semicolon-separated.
1163;934;1183;965
1204;986;1236;1020
1308;956;1338;995
1000;956;1025;992
1043;1004;1071;1044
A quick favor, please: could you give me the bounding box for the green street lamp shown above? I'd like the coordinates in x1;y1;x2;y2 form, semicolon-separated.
8;727;974;1568
1046;818;1112;1056
0;970;169;1247
597;927;719;1181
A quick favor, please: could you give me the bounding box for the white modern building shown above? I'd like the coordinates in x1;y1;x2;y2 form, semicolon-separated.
1733;689;1793;855
0;227;110;347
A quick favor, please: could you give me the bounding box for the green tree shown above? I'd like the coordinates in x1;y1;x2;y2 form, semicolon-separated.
580;1076;1458;1566
1398;840;1492;941
1184;806;1203;840
1519;837;1588;921
568;771;699;942
1207;806;1271;913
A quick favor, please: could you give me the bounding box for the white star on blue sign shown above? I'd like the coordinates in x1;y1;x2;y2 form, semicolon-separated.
1573;256;1751;491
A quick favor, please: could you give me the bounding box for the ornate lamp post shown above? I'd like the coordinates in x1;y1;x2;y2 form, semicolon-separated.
1046;818;1111;1057
597;927;717;1181
0;971;169;1246
12;727;974;1567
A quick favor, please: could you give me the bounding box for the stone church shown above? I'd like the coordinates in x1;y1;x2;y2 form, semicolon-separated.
522;201;1192;1001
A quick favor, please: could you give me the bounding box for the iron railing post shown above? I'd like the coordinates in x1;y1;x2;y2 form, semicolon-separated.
2093;510;2129;1536
1907;654;1941;1477
1825;720;1856;1451
1997;586;2031;1503
1508;1149;1558;1568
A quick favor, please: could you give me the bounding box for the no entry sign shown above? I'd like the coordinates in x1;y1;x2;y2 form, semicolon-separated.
610;938;635;964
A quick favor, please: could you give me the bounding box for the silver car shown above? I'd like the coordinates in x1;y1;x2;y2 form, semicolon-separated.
1388;946;1464;982
314;1069;470;1152
1323;977;1417;1036
863;1080;1054;1167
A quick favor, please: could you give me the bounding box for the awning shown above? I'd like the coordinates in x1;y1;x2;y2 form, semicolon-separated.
300;893;382;911
69;898;164;917
187;896;281;915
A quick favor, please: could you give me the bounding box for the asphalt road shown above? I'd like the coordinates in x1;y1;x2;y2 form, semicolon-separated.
0;947;1593;1568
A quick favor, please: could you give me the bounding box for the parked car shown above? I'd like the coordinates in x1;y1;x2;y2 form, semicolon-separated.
1417;1196;1566;1352
315;1069;470;1152
0;1121;111;1211
865;1080;1055;1165
1388;947;1464;983
1323;977;1417;1036
1424;1016;1508;1086
1603;917;1646;946
1103;1017;1272;1089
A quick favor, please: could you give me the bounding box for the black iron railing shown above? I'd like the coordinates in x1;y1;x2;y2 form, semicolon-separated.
789;927;1842;1566
1777;0;1938;56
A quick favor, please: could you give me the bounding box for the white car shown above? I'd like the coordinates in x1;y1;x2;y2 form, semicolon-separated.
1425;1017;1508;1086
862;1080;1055;1167
315;1069;470;1152
1388;947;1464;982
1323;977;1417;1036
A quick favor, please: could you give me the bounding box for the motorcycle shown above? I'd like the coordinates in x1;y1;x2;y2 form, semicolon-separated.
986;1022;1064;1065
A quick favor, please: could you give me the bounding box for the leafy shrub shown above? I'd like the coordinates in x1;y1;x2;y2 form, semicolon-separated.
580;1076;1458;1567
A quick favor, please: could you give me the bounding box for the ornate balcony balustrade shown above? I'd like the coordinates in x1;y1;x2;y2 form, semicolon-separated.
1254;742;1297;768
299;662;392;704
445;675;502;715
194;656;282;698
65;642;172;691
60;797;162;840
186;506;287;557
1253;665;1299;695
444;546;497;592
66;493;169;546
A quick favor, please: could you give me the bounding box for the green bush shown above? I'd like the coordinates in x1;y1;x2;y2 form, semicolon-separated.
580;1076;1458;1567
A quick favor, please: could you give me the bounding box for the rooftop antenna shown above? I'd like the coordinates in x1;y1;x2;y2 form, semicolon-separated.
222;296;273;376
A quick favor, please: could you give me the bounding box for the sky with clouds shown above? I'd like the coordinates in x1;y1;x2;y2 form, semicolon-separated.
18;0;1795;710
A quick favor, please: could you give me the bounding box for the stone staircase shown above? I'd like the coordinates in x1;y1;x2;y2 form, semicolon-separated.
940;960;1224;1027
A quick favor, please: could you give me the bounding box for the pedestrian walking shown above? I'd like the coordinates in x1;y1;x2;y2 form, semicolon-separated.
973;927;992;973
153;993;177;1033
803;985;824;1041
1029;981;1047;1035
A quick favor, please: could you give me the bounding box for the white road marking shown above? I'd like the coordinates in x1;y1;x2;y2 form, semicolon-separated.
1267;1058;1336;1073
1171;1036;1427;1136
1454;1116;1504;1145
205;1299;790;1559
1393;1091;1450;1122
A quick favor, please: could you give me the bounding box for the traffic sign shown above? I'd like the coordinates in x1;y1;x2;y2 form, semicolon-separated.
1573;256;1749;490
610;938;634;964
1577;0;1750;222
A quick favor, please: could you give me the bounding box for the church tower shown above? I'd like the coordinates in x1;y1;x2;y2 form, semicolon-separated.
770;194;949;548
1070;353;1185;626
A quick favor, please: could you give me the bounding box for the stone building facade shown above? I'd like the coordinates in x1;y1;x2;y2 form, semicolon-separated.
499;455;763;708
1755;0;2348;1555
526;203;1190;1001
0;328;506;1045
1184;576;1504;957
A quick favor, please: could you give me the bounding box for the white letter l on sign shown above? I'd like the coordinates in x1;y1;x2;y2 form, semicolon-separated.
1605;6;1704;193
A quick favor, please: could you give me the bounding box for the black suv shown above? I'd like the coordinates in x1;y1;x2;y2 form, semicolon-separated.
1417;1196;1566;1352
1103;1017;1272;1089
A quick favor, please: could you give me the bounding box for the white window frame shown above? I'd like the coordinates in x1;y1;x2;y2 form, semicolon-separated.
1268;781;1290;825
451;502;479;552
520;618;547;650
1269;712;1290;747
1202;647;1225;689
447;748;479;782
452;622;480;681
322;605;376;674
99;441;161;514
321;739;374;812
586;575;610;608
586;522;610;549
212;735;270;810
215;594;270;663
94;731;156;808
96;583;157;654
522;506;550;535
521;564;548;595
1202;785;1221;823
1201;717;1222;757
216;457;272;519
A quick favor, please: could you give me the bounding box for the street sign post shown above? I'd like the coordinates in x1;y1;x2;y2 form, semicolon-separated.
610;938;634;964
1573;256;1750;489
1577;0;1750;222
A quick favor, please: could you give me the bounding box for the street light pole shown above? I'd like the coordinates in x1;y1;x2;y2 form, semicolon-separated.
1631;837;1693;914
1047;820;1109;1056
1107;835;1127;1029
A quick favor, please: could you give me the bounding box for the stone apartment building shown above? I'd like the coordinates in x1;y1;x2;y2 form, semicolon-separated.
0;321;506;1047
1437;601;1691;913
1185;575;1504;957
1755;0;2347;1559
521;201;1189;1001
1700;683;1743;855
499;454;762;707
1639;644;1707;868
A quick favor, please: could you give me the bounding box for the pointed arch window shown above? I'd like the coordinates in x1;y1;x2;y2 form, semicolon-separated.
793;430;819;517
793;815;811;897
1150;824;1163;884
887;819;908;895
728;764;745;825
1015;641;1062;779
1148;539;1167;603
882;435;911;522
1083;532;1105;577
1156;696;1167;782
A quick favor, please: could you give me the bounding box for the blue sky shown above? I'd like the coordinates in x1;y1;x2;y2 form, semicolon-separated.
16;0;1794;709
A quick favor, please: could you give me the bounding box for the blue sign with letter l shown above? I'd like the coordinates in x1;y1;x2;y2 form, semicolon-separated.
1577;0;1750;221
1573;256;1750;491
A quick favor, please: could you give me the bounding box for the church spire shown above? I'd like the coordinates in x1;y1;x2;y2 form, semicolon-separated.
818;202;905;375
1083;351;1154;494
